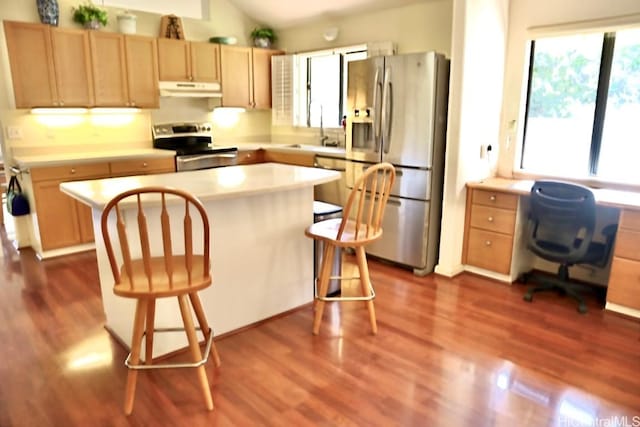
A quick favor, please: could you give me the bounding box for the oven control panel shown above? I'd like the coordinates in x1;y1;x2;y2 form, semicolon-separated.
152;122;212;138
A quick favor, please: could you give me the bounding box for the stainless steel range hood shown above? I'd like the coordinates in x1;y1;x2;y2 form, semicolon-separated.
158;81;223;98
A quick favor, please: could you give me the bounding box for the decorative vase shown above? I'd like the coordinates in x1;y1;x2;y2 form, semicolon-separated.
36;0;59;26
253;37;272;48
84;20;101;30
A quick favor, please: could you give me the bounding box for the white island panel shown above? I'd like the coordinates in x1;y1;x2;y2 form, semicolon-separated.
62;163;340;356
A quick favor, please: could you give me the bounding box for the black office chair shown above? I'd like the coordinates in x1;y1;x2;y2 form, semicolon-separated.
521;180;617;314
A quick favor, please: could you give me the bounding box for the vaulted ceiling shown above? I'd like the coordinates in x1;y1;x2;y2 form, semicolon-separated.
228;0;427;29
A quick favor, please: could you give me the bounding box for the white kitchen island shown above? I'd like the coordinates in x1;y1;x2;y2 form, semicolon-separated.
60;163;340;356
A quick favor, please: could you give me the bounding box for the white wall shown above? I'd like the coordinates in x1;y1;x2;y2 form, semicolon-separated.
435;0;509;277
497;0;640;177
275;0;453;55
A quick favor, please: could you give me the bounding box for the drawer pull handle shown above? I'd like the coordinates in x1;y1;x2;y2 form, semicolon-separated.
489;195;496;201
142;162;148;167
487;216;494;222
70;168;76;174
485;240;492;246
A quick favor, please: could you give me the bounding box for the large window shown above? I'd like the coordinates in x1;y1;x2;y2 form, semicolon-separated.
521;29;640;183
295;46;367;128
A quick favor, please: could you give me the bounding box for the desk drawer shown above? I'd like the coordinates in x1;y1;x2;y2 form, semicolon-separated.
613;229;640;261
472;189;518;210
619;209;640;232
469;204;516;235
607;257;640;310
466;228;513;275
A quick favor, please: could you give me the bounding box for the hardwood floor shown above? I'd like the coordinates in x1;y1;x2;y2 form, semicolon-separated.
1;229;639;426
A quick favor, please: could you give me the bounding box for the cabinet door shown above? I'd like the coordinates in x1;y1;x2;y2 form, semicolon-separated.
252;48;282;109
33;180;82;250
3;21;58;108
190;42;220;82
50;27;94;107
125;35;159;108
157;38;190;81
77;202;95;244
221;45;253;108
90;32;129;106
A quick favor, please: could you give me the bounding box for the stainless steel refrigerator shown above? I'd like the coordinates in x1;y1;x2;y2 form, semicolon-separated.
345;51;449;275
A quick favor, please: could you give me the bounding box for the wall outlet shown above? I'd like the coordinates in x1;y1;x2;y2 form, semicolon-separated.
6;126;22;140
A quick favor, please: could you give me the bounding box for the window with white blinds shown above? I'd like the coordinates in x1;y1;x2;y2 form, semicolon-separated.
271;55;294;127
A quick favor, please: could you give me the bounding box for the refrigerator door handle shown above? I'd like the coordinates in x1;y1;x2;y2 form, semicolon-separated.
373;66;384;153
383;73;393;154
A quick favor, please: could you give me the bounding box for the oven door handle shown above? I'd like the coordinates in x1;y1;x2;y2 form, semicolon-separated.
179;153;238;162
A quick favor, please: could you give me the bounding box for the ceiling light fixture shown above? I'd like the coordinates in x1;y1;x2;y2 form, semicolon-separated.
323;27;339;42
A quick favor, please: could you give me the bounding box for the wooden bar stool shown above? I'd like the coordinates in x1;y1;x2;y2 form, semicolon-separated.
100;186;221;415
305;162;396;335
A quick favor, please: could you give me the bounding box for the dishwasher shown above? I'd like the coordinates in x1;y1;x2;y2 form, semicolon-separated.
313;156;348;206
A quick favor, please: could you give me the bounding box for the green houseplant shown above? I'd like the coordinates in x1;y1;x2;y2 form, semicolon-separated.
72;2;108;29
250;27;276;48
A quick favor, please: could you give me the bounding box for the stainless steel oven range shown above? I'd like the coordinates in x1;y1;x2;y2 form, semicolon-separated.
152;122;238;171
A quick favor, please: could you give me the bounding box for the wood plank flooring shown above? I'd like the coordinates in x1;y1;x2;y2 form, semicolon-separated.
0;230;639;426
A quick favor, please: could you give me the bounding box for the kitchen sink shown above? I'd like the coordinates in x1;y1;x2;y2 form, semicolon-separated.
285;144;303;148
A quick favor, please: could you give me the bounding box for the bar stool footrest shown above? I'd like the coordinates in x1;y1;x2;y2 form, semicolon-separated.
314;276;376;302
125;326;215;370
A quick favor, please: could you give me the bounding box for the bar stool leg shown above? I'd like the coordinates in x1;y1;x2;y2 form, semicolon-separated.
355;247;377;335
189;293;221;367
178;294;213;410
144;299;156;364
124;298;148;415
312;243;335;335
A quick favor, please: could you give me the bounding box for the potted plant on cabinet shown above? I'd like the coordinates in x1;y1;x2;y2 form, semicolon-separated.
250;27;276;48
72;2;108;30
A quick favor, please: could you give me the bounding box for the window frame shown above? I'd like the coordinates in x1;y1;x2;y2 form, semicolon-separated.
519;30;637;180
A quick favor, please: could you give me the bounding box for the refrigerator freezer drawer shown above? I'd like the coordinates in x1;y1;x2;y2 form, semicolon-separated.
366;196;432;269
347;162;432;200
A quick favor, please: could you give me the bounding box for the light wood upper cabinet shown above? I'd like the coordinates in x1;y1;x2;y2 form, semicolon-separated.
124;35;159;108
5;21;94;108
221;45;282;109
190;42;221;82
49;27;94;107
90;33;159;108
157;38;220;83
221;45;253;108
253;48;280;109
89;31;128;106
3;21;58;108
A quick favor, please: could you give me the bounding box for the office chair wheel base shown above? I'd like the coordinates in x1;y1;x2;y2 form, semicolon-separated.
523;293;533;302
577;304;587;314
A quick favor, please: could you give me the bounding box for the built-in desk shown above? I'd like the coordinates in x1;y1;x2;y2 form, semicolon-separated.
462;177;640;319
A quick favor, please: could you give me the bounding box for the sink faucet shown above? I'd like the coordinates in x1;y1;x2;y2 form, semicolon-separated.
319;105;329;146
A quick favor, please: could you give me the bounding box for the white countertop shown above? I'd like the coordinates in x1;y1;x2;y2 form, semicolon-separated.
13;148;175;168
60;162;340;209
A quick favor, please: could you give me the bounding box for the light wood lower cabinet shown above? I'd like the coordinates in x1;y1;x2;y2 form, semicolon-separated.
31;162;110;250
462;188;518;275
30;157;175;251
607;209;640;310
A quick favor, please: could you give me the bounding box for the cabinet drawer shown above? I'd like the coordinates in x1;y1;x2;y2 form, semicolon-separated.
613;229;640;261
619;209;640;232
466;228;513;275
607;257;640;310
469;204;516;235
31;162;110;182
237;150;263;165
110;157;175;175
471;189;518;210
